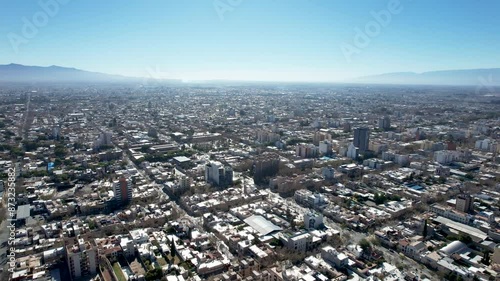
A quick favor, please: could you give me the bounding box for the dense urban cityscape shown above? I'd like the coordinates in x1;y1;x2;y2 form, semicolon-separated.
0;82;498;281
2;0;500;280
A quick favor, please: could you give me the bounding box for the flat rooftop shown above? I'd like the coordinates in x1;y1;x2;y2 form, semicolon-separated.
17;204;31;220
433;216;487;240
244;215;282;236
173;156;191;163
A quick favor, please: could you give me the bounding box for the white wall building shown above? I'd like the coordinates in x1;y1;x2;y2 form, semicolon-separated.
66;238;98;279
318;140;332;155
304;211;323;229
347;143;358;160
205;161;233;187
475;138;498;153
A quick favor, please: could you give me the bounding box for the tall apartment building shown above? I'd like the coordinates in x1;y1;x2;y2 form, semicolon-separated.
255;130;280;144
296;143;319;159
475;138;498;153
66;237;98;279
253;153;280;183
378;116;391;131
434;150;463;165
318;140;333;156
52;126;61;139
313;131;332;145
347;143;358;160
205;161;233;187
456;194;473;213
113;177;132;204
353;127;370;152
93;131;112;149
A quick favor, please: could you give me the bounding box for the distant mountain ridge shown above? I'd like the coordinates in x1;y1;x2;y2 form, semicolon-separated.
0;63;133;83
0;63;182;84
355;68;500;86
1;63;499;86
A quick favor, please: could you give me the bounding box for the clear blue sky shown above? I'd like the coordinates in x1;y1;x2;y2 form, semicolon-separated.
1;0;500;82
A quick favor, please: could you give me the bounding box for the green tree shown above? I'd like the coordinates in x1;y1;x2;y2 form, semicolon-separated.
464;173;474;180
145;268;162;281
10;147;24;157
359;238;371;253
23;141;39;151
88;220;97;230
54;145;67;157
270;238;283;247
73;142;84;150
374;193;387;204
458;234;472;244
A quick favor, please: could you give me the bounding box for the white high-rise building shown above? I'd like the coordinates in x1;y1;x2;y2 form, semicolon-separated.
205;161;233;187
347;143;358;160
434;150;463;165
304;211;323;229
179;176;191;189
319;140;333;155
66;237;98;279
52;126;61;139
475;138;498;153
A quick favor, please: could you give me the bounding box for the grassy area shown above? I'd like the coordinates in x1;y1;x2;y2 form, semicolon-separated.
157;257;167;267
167;255;181;265
180;261;194;271
173;255;181;265
112;263;127;281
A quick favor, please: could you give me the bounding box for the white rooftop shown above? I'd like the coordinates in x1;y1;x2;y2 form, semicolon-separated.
244;215;282;236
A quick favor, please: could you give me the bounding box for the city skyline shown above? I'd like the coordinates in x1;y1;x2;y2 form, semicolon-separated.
2;1;500;281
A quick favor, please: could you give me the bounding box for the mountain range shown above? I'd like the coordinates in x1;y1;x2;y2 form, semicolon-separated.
0;63;183;85
354;69;500;86
1;63;499;86
0;63;132;83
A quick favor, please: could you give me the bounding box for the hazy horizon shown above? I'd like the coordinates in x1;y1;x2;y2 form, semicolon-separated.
3;63;500;87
